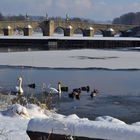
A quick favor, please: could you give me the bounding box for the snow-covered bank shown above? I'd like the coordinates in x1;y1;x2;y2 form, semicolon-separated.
0;49;140;69
1;104;140;140
0;104;51;140
27;115;140;140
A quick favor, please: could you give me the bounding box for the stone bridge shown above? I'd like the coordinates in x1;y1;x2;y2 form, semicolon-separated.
40;19;138;37
0;20;138;37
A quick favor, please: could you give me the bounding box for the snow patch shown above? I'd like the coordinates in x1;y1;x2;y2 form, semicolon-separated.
26;104;47;119
95;116;126;124
1;104;29;118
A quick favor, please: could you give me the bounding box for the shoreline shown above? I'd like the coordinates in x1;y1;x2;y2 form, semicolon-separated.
0;65;140;71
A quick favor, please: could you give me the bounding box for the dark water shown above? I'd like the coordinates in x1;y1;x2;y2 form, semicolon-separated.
0;67;140;123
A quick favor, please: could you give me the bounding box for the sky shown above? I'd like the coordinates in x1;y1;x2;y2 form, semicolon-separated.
0;0;140;21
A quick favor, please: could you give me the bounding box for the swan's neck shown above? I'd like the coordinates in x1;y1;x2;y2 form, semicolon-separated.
58;83;61;93
19;80;22;89
17;78;23;95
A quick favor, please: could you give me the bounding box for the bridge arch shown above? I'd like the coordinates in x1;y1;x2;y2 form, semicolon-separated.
54;26;65;36
94;29;103;37
13;25;24;35
32;26;43;36
74;28;84;37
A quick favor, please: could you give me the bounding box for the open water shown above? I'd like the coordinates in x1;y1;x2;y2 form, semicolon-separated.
0;67;140;123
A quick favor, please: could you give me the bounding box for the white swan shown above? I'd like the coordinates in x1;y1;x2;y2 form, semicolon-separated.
48;84;58;93
58;81;62;98
47;82;62;98
15;77;24;95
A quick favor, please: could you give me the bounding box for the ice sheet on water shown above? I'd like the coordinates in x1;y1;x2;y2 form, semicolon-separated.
0;49;139;69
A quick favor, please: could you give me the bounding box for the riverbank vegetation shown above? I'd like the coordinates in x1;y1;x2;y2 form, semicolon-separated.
113;12;140;25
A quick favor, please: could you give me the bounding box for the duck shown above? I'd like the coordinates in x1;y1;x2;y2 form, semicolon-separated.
90;89;98;98
68;88;81;100
81;86;90;92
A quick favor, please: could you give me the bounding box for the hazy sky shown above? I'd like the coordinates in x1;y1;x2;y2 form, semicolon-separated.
0;0;140;21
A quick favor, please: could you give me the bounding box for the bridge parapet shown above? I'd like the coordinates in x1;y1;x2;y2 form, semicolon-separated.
0;20;39;34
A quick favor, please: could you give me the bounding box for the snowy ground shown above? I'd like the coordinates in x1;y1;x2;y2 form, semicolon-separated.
0;104;51;140
0;49;140;69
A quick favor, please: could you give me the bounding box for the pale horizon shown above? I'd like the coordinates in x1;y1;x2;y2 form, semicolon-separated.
0;0;140;21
